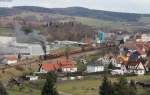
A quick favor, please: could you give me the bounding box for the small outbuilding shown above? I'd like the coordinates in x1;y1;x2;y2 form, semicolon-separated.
4;55;17;65
86;61;104;73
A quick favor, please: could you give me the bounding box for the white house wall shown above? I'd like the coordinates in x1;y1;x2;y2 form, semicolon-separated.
121;65;127;73
7;60;17;65
137;63;145;69
87;66;104;73
98;57;118;66
10;42;50;56
128;63;145;75
62;67;77;73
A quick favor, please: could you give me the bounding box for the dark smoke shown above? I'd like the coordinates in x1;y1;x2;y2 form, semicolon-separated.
15;23;48;59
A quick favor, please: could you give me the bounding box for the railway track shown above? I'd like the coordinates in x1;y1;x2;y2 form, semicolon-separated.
0;46;115;71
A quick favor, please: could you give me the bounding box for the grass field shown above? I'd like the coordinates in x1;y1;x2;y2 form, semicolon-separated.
58;79;100;95
75;17;123;28
58;75;150;95
0;27;14;36
7;75;150;95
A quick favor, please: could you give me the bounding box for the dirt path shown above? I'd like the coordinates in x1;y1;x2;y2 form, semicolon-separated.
59;91;73;95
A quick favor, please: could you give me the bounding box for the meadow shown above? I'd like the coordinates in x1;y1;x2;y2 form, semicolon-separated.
7;75;150;95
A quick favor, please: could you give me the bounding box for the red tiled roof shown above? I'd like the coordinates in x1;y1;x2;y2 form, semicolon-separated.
59;60;75;68
42;63;60;72
42;59;76;72
5;55;17;61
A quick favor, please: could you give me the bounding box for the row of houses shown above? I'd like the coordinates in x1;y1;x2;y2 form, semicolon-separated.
114;40;150;75
85;57;150;76
37;51;150;76
85;45;150;75
2;45;149;76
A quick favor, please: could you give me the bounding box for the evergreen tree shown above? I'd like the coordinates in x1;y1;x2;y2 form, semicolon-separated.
99;76;113;95
41;72;59;95
22;26;33;35
108;62;114;69
0;81;8;95
113;77;137;95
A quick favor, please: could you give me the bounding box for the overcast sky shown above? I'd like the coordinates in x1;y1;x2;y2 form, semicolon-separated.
0;0;150;13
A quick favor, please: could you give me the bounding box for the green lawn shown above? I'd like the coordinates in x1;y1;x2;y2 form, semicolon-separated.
8;86;41;95
57;75;150;95
75;17;123;28
57;79;100;95
8;80;44;95
126;75;150;81
7;75;150;95
0;27;14;36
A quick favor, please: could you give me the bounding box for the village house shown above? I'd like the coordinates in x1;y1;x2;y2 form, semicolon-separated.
112;50;146;76
86;61;104;73
60;60;77;73
117;55;129;67
127;60;145;75
3;55;17;65
110;57;119;67
97;57;109;65
111;69;124;75
97;56;118;67
40;62;59;73
40;59;77;73
112;60;145;76
111;60;128;75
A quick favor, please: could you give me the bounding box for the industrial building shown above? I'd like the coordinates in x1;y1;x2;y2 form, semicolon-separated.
0;36;50;57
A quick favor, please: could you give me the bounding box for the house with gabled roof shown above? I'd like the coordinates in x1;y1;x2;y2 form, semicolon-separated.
127;60;145;75
111;56;128;75
59;60;77;73
40;62;60;73
40;59;77;73
97;56;118;67
3;55;17;65
114;55;146;75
